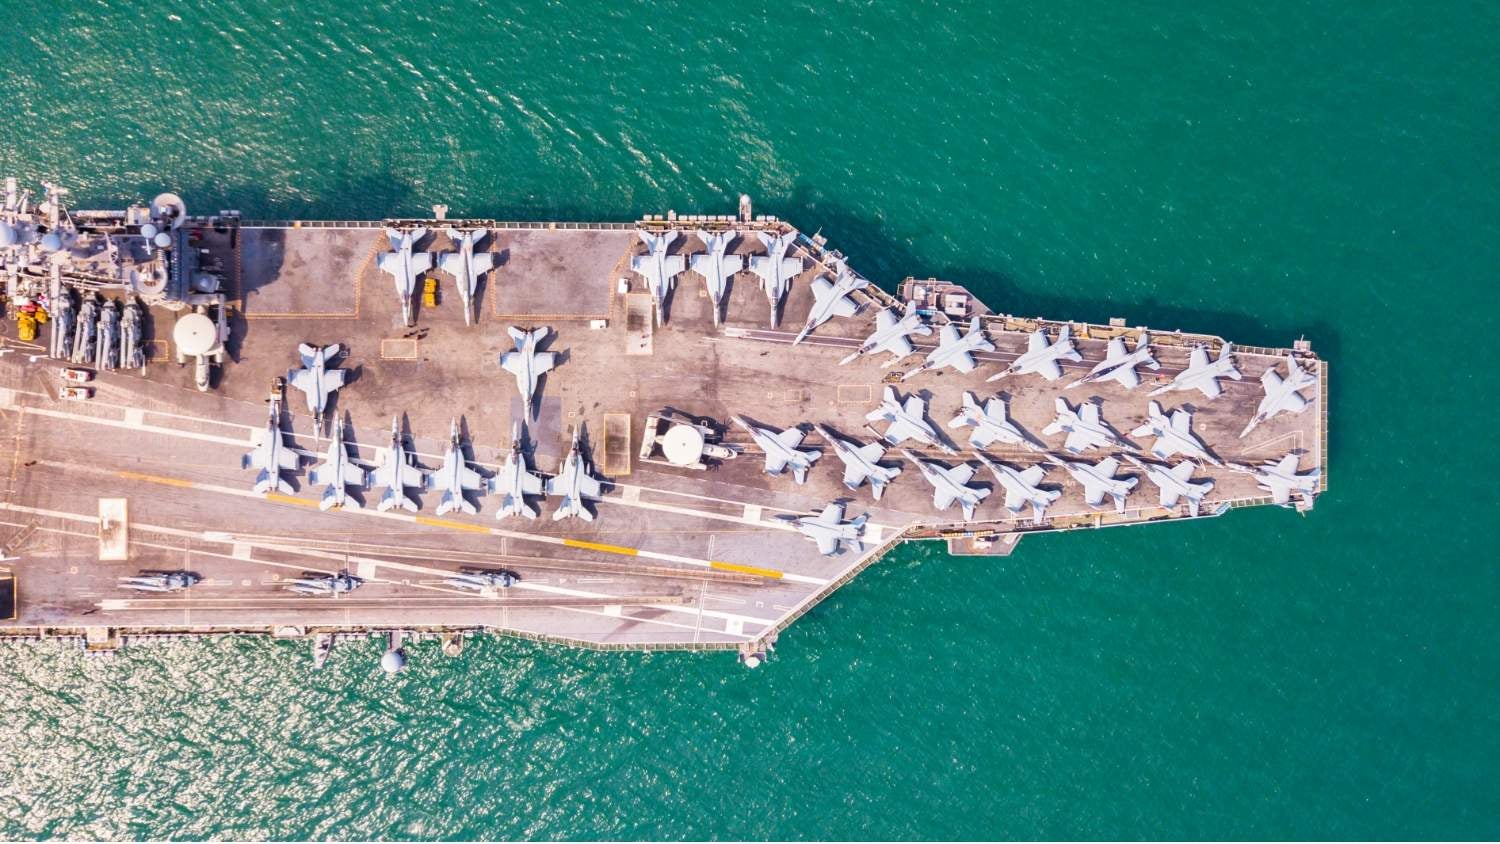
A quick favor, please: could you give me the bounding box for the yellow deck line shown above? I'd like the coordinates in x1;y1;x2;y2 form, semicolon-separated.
95;463;824;586
414;516;493;534
117;470;195;489
709;561;784;580
563;538;639;556
265;493;320;508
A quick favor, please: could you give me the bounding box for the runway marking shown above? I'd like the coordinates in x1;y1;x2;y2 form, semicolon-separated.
710;561;783;580
0;508;777;637
31;462;819;610
265;492;319;508
414;515;492;534
563;538;637;556
118;470;195;489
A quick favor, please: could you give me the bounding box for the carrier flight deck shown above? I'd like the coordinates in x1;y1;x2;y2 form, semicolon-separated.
0;181;1328;667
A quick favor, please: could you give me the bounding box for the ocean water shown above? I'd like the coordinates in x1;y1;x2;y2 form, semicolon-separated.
2;1;1497;839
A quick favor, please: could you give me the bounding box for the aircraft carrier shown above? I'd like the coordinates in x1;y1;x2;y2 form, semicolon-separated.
0;180;1328;669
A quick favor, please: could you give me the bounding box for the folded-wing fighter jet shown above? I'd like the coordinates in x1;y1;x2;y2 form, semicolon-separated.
433;419;485;516
1044;398;1131;453
748;231;803;328
789;502;868;556
242;396;300;495
440;227;495;326
793;266;868;345
839;301;932;366
1047;454;1137;514
1240;353;1317;437
816;424;901;501
902;316;994;380
987;325;1082;382
446;568;519;590
1131;400;1220;465
120;297;145;372
492;423;546;520
733;416;821;484
1234;452;1320;506
547;427;606;521
287;343;346;438
500;325;558;421
95;299;118;371
946;391;1044;451
689;229;742;326
1125;455;1214;514
865;386;952;453
377;227;431;327
903;450;990;520
1149;343;1241;400
287;571;364;595
976;454;1059;526
118;572;200;593
372;415;429;512
630;230;686;325
308;416;367;511
1067;331;1158;390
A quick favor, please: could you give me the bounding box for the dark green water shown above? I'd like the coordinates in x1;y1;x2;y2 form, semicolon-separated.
2;2;1497;839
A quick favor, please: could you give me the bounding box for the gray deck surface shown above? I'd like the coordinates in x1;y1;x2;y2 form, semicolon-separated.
0;222;1325;650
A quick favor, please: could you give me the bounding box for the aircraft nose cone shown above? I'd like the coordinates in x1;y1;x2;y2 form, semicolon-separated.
380;648;408;674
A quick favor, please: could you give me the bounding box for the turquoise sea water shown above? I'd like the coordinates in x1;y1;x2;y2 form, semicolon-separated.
2;2;1497;839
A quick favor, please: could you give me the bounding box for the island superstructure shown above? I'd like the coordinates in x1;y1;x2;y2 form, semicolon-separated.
0;179;1327;667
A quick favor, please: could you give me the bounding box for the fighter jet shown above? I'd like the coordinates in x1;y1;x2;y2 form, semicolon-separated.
50;288;74;360
689;229;742;326
308;416;367;511
866;386;953;453
491;423;545;520
499;325;558;420
433;419;485;516
1233;452;1320;506
748;231;802;328
838;302;932;366
1044;398;1132;453
371;415;429;512
446;568;519;590
788;502;868;556
439;227;495;326
987;325;1081;382
733;416;821;485
793;266;868;345
901;316;994;380
286;343;347;438
1149;343;1241;400
119;297;145;372
95;298;119;371
1131;400;1220;465
630;229;686;325
547;427;606;521
377;227;431;326
242;396;300;495
1067;331;1158;390
118;572;200;593
71;295;97;366
903;450;991;520
816;425;902;501
976;453;1059;527
946;391;1044;452
1047;454;1137;514
287;571;364;595
1125;455;1215;515
1240;353;1317;437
